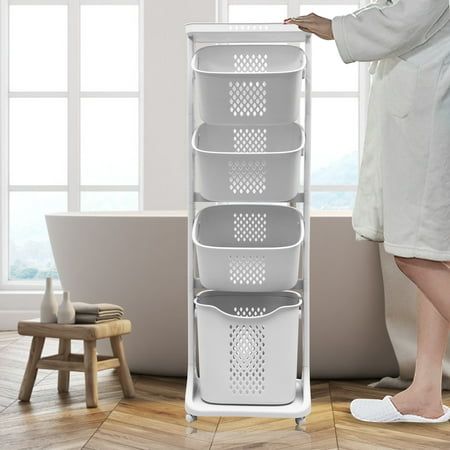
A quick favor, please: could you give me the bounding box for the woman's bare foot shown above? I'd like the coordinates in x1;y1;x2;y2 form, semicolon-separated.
391;386;445;419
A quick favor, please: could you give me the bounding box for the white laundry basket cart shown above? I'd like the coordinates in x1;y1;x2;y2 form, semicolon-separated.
185;23;312;425
193;123;305;202
193;204;304;292
192;44;306;125
195;290;302;405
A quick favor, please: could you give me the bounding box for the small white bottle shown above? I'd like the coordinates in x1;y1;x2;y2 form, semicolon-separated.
40;277;58;323
57;291;76;324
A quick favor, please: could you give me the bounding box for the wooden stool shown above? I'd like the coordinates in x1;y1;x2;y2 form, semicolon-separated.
17;319;135;408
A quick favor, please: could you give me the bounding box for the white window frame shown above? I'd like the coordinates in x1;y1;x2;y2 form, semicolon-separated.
0;0;145;290
216;0;371;211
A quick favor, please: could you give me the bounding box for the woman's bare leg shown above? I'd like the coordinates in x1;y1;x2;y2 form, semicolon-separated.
390;257;450;418
391;289;448;418
394;257;450;321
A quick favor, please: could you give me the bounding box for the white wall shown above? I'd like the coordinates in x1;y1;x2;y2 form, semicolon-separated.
143;0;214;210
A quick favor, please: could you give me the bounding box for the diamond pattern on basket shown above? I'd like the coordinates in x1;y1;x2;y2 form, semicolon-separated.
233;128;267;153
233;212;267;242
233;53;268;73
229;324;266;395
228;81;267;117
228;255;266;286
233;305;267;317
228;160;267;196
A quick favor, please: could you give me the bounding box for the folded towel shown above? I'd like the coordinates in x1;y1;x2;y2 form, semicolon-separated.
75;313;123;324
72;302;124;315
72;302;124;324
90;310;123;317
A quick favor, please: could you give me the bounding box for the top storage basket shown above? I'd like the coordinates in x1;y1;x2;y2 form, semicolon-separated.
192;45;306;125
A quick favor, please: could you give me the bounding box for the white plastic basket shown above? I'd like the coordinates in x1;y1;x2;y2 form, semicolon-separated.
193;123;304;202
195;290;301;405
193;204;303;292
192;44;306;125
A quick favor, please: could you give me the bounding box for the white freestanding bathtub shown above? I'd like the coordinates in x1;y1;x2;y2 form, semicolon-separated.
46;212;187;375
46;212;399;378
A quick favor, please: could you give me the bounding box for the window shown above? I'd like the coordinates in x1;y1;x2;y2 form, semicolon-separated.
217;0;370;212
0;0;144;286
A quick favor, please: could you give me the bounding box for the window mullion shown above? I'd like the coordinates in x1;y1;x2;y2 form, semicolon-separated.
9;91;68;98
358;0;370;169
80;91;139;98
0;0;9;286
311;185;357;192
138;0;144;210
67;0;80;212
287;0;299;18
80;185;139;192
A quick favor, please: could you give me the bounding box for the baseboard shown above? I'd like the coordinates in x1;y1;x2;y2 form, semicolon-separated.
0;310;39;330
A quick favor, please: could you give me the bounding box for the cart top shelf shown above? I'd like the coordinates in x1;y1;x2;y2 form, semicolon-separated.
185;23;309;43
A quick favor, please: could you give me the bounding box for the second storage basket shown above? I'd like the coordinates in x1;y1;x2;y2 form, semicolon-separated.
195;290;301;405
193;123;304;202
193;204;304;292
192;44;306;125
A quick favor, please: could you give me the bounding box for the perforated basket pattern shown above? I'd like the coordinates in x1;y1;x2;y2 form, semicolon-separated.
194;123;303;202
233;305;267;317
193;204;303;292
229;80;267;118
195;291;301;405
233;128;267;152
193;44;304;125
228;160;266;195
228;255;266;287
234;53;268;72
229;324;266;395
233;212;267;243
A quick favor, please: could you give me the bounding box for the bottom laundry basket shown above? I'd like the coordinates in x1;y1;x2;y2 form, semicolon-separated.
195;290;301;405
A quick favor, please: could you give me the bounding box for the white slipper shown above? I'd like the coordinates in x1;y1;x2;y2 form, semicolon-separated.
350;395;450;423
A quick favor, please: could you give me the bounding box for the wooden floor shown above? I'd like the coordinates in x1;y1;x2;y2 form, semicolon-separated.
1;332;449;450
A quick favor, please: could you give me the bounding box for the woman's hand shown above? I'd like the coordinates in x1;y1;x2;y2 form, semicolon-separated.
284;13;334;40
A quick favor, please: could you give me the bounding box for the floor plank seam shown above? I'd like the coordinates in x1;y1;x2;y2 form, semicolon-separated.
0;397;20;415
208;415;221;449
0;336;21;351
81;390;124;449
328;381;341;450
0;348;59;415
80;369;138;449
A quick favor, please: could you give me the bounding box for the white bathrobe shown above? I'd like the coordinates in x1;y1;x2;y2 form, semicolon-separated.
332;0;450;261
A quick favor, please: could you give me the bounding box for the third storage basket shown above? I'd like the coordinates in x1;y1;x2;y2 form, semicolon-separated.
195;290;301;405
193;123;304;202
192;44;306;125
193;204;304;292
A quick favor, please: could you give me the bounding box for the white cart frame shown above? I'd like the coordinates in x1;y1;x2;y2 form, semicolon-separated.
185;23;312;424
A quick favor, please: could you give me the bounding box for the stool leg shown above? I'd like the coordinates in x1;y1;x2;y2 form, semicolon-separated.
110;336;135;398
83;340;98;408
57;338;71;393
19;336;45;402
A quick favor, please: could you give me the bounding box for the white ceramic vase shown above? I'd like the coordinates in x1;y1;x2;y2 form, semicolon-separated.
57;291;76;324
40;277;58;323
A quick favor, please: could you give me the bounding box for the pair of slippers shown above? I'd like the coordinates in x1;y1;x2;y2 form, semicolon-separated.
350;396;450;423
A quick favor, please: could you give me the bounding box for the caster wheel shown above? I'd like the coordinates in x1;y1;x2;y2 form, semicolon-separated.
295;417;305;425
186;414;197;423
